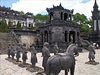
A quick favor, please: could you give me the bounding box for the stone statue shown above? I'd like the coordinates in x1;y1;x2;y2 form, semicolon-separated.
53;42;59;55
88;43;96;62
8;43;11;58
42;42;50;73
16;43;22;62
30;43;38;68
81;40;96;62
22;43;28;64
11;43;15;60
46;44;79;75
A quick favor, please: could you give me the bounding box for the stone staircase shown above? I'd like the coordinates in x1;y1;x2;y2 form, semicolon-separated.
0;32;17;54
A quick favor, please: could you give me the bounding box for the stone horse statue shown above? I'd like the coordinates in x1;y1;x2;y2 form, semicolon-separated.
46;44;79;75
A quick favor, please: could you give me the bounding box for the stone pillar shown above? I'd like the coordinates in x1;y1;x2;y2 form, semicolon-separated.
67;14;69;21
48;31;50;43
75;32;77;43
62;13;64;20
40;33;42;43
49;14;51;22
43;34;45;43
70;15;72;22
67;31;69;43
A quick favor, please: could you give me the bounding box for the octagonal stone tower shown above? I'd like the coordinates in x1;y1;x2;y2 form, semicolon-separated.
39;4;81;51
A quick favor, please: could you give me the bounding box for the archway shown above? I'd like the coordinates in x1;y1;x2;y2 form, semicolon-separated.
49;12;53;21
29;23;31;27
64;13;68;21
69;31;75;43
44;31;48;42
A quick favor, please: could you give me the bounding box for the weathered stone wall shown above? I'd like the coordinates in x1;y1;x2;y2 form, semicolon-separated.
19;35;39;50
0;33;17;54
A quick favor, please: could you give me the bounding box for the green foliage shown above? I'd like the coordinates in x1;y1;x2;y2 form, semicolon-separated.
72;13;93;34
89;27;92;35
16;21;22;30
35;14;49;23
24;14;27;17
20;11;24;15
72;13;87;24
72;21;79;25
0;18;8;32
30;24;34;31
80;24;89;32
8;20;11;27
84;18;92;26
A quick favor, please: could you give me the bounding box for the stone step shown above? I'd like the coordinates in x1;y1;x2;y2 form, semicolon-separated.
0;33;17;54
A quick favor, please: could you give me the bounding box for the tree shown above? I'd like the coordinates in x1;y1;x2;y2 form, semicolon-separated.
20;11;24;15
72;21;79;25
72;13;87;24
80;24;89;32
8;20;12;27
0;18;8;32
85;18;92;26
16;21;22;30
24;14;27;17
30;24;34;31
35;14;49;24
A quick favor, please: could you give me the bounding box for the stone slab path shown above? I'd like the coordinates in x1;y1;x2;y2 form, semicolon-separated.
0;49;100;75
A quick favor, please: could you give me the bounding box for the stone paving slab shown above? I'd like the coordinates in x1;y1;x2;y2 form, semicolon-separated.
0;49;100;75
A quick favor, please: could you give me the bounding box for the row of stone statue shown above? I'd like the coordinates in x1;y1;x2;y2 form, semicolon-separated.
8;41;96;74
7;42;59;70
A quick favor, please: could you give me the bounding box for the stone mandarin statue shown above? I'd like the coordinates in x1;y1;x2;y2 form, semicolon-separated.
22;43;28;64
53;42;59;55
8;43;11;58
30;43;38;68
88;42;96;62
16;43;22;62
42;42;50;73
81;40;96;62
11;43;15;60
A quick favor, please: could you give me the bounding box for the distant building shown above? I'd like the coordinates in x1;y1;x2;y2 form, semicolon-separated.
90;0;100;45
0;6;35;29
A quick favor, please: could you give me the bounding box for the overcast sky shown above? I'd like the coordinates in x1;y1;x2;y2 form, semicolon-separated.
0;0;100;18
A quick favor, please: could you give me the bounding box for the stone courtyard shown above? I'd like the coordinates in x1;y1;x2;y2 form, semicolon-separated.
0;49;100;75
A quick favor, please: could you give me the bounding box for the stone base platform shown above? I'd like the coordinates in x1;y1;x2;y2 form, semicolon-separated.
26;66;43;72
85;61;99;65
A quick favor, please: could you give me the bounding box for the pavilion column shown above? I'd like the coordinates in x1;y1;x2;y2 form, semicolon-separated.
67;31;70;43
43;34;45;43
75;32;77;43
49;13;51;22
62;13;64;20
40;33;42;43
48;31;51;43
78;32;80;44
63;13;64;20
67;14;69;21
70;15;72;22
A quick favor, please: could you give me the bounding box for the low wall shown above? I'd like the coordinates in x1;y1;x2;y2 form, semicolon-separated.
13;29;40;50
20;35;39;50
